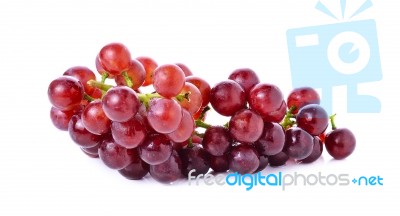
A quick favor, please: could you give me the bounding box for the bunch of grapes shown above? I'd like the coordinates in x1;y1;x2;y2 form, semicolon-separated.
48;43;356;184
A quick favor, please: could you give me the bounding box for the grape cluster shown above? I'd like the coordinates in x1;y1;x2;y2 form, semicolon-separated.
48;43;356;184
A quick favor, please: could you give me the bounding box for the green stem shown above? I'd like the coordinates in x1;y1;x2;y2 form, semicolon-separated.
83;93;95;102
87;80;113;92
175;92;190;102
281;105;297;129
187;137;194;148
195;119;212;129
101;73;109;83
121;71;133;88
137;93;162;108
330;114;337;130
199;106;211;120
223;122;229;128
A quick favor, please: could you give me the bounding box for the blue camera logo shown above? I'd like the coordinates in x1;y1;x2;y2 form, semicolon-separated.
286;0;382;114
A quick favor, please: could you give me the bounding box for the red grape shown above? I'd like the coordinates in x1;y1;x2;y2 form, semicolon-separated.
228;68;259;96
111;116;146;149
167;109;195;143
150;151;182;183
153;64;185;98
325;128;356;160
255;122;285;156
185;76;211;107
229;144;260;174
98;136;134;170
139;134;173;165
266;100;287;123
296;104;328;136
63;66;96;95
229;109;264;143
287;87;320;114
95;55;114;78
248;83;284;122
68;115;102;148
210;80;246;116
136;56;158;86
115;59;146;90
202;126;232;156
81;143;100;156
175;82;202;114
50;106;80;131
176;63;193;76
147;98;182;134
48;76;84;111
82;100;111;135
102;86;140;122
98;43;131;76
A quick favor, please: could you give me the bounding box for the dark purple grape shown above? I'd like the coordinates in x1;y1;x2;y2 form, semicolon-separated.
229;109;264;143
179;145;210;177
255;122;285;156
268;152;289;167
202;126;232;156
229;144;260;174
68;115;102;148
287;87;320;114
209;155;229;173
139;134;173;165
255;155;269;173
325;128;356;160
299;137;323;163
296;104;329;136
228;68;260;96
284;127;314;160
150;151;182;183
118;149;150;180
98;137;134;170
210;80;246;116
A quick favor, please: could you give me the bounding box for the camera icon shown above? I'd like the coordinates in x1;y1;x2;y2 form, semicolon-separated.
287;19;382;113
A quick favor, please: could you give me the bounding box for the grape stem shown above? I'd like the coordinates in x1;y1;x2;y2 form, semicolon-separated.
87;79;190;107
121;71;134;88
175;92;190;102
281;105;297;129
195;119;212;129
83;93;95;102
87;80;113;91
101;73;109;83
330;114;337;130
199;106;211;120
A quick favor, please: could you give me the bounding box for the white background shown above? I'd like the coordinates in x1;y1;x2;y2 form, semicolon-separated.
1;0;399;215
